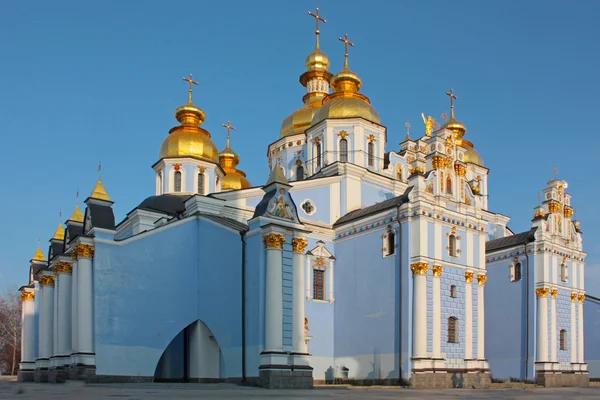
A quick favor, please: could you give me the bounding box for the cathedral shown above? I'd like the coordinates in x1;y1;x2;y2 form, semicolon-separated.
17;8;589;389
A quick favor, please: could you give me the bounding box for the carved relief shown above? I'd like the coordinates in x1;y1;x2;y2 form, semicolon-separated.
433;265;443;277
477;274;487;286
263;233;286;249
465;272;475;283
410;262;429;275
292;238;308;253
21;291;35;302
536;287;549;297
40;275;56;287
75;244;95;259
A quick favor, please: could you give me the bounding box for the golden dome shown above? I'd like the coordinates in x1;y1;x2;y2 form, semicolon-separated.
32;246;47;262
442;117;467;138
219;131;251;191
459;140;484;166
312;94;381;125
281;102;320;137
221;170;251;191
330;68;362;93
90;179;111;201
69;205;84;223
53;224;65;241
306;48;330;71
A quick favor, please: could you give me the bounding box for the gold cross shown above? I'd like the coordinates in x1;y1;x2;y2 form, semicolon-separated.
338;33;354;68
446;89;457;117
308;7;326;49
222;120;236;147
98;161;102;179
182;73;199;103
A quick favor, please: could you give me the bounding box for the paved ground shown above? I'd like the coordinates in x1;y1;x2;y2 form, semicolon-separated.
1;381;600;400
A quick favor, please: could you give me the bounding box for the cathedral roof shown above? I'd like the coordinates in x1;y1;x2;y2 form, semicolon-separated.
86;203;116;231
485;227;537;253
136;194;192;216
333;187;413;227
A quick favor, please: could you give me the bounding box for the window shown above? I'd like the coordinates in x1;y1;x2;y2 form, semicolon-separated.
367;142;375;167
316;142;322;169
449;234;457;257
396;165;403;181
560;263;568;282
560;329;567;350
174;171;182;192
197;173;205;194
446;176;453;194
301;200;316;216
313;269;325;300
296;165;304;181
514;262;522;281
450;285;457;298
448;317;458;343
339;138;348;162
386;231;395;256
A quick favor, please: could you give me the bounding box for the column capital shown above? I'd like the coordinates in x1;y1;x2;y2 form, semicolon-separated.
536;287;549;297
74;244;95;259
432;265;443;277
410;262;429;275
578;294;585;303
571;292;578;302
71;249;78;261
477;273;487;286
52;262;73;276
21;291;35;302
263;233;286;249
465;271;475;283
40;275;55;287
291;238;308;253
551;288;558;299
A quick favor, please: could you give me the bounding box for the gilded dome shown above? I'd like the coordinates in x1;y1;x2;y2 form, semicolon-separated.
306;48;330;71
219;134;251;191
280;102;320;137
442;117;467;138
463;147;484;166
312;95;381;125
159;102;219;163
221;170;251;190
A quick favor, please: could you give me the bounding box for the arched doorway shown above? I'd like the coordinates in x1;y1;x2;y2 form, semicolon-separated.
154;320;222;382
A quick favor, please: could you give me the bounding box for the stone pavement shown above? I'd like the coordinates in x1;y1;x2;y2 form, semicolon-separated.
1;381;600;400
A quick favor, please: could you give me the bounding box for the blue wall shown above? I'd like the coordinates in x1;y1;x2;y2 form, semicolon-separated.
290;185;330;224
93;218;243;378
584;297;600;377
361;182;393;208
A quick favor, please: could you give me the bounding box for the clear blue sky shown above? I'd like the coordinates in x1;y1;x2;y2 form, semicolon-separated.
1;0;598;292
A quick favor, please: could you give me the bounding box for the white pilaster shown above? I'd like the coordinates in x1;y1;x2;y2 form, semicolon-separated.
570;296;577;363
578;296;584;363
71;258;78;362
57;265;72;364
411;262;428;359
477;274;486;359
19;290;36;371
551;290;557;362
291;238;309;360
39;276;55;368
263;233;285;353
465;272;474;360
76;244;95;366
466;233;473;267
432;265;442;359
52;273;58;367
536;288;549;362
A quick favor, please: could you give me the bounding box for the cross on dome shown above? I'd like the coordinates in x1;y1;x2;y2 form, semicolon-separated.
222;120;236;148
308;7;326;49
338;33;354;69
446;89;458;118
182;74;199;103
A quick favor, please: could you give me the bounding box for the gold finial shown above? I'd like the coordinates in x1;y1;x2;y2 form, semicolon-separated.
182;73;199;104
405;121;411;139
338;33;354;69
32;236;47;262
446;89;458;119
308;7;326;50
221;120;236;148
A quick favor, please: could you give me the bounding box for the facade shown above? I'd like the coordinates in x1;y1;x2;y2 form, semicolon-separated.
17;8;588;389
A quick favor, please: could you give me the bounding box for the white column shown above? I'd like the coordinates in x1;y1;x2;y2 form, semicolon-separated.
411;262;428;358
57;263;72;364
40;276;55;363
464;272;474;360
19;290;36;371
52;272;58;367
551;290;557;362
76;244;95;366
291;238;307;354
570;295;577;363
578;295;584;363
536;288;549;362
263;233;285;352
477;274;487;359
432;265;442;359
71;257;78;361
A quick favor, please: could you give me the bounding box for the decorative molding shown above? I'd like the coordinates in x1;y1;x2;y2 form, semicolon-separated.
564;206;574;218
551;288;558;299
292;238;308;253
198;166;206;173
21;291;35;302
312;256;327;269
71;251;78;261
477;274;487;286
433;265;443;277
410;262;429;275
40;275;55;287
337;130;348;138
173;163;182;171
571;292;578;302
263;233;286;249
578;294;585;304
465;271;475;283
548;201;562;214
75;244;95;259
536;287;549;297
53;262;73;276
368;134;376;142
454;163;466;176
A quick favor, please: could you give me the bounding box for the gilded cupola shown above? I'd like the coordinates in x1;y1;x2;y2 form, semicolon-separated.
52;223;65;241
219;121;251;191
68;205;85;223
440;89;483;166
312;34;381;125
160;74;219;163
32;238;47;262
90;178;111;201
280;8;334;137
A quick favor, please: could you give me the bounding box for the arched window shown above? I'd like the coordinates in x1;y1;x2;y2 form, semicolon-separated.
450;285;457;298
296;165;304;181
313;269;325;300
449;234;457;257
339;138;348;162
446;176;453;194
174;171;182;192
448;317;458;343
514;262;522;281
560;263;568;282
197;173;205;195
367;142;375;167
386;230;395;256
560;329;567;350
316;142;322;169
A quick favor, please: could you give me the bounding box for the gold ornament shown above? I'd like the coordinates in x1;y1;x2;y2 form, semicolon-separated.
40;275;56;287
454;163;466;176
578;294;585;304
465;272;475;283
551;288;558;299
571;292;578;302
21;291;35;302
410;262;429;275
564;206;574;219
548;201;562;214
71;250;78;261
433;265;443;277
536;287;549;297
54;262;73;275
477;274;487;286
263;233;286;249
76;244;95;259
292;238;308;253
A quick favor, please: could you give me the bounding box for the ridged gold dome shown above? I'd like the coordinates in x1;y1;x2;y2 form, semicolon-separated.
459;140;484;166
306;48;330;71
443;117;467;138
281;102;320;137
159;97;219;163
219;135;251;191
221;170;251;190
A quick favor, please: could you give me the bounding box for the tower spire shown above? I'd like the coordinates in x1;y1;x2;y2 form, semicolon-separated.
182;73;199;104
308;7;326;50
338;33;354;69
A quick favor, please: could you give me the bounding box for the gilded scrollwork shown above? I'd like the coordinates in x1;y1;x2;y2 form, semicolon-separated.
410;262;429;275
571;292;578;302
40;275;56;287
465;272;475;283
536;287;549;297
263;233;286;249
477;274;487;286
21;291;35;302
432;265;443;277
76;244;95;259
551;288;558;299
292;238;308;253
578;294;585;304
